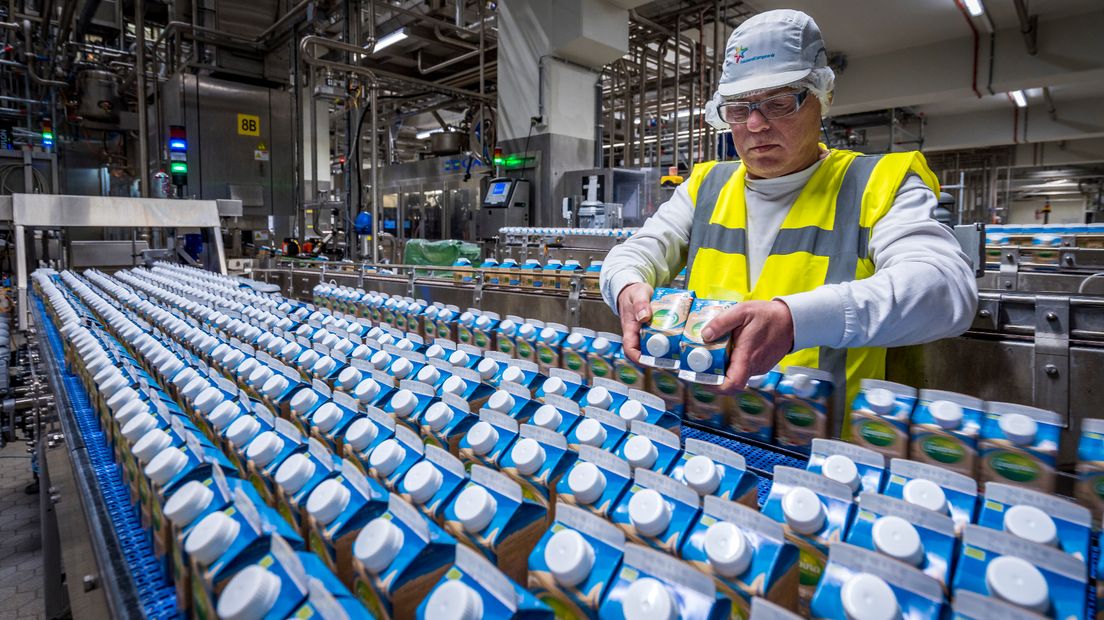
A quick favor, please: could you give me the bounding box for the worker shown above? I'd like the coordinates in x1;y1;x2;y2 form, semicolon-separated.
600;9;977;430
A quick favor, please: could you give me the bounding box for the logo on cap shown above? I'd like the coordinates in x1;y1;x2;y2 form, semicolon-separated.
734;46;776;65
733;46;748;63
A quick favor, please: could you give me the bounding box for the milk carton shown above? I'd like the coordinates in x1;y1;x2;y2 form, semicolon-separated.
557;258;581;289
528;503;625;620
612;351;649;395
566;407;628;452
678;299;736;385
774;366;835;453
485;381;540;422
1076;418;1104;525
350;494;458;620
979;402;1062;492
809;542;945;619
498;423;577;507
366;424;424;493
381;380;437;434
497;359;542;394
412;357;453;392
341;406;396;471
951;590;1050;620
882;458;978;534
211;536;311;620
496;315;524;356
471;350;509;385
438;364;497;411
952;525;1087;619
535;323;569;374
620;389;680;431
308;391;361;454
441;465;549;583
749;597;803;620
560;328;595;376
514;320;544;365
977;482;1091;562
732;371;784;442
612;420;681;475
583;260;602;294
638;288;695;370
416;544;553;620
669;438;759;507
610;468;701;555
536;369;586;403
845;492;956;586
163;469;236;601
556;445;633;520
520;259;543;288
909;389;984;478
272;437;341;537
806;439;885;497
421;393;479;456
242;418;307;503
681;495;800;619
458;409;521;471
472;312;501;350
530;394;583;435
456;309;480;346
432;305;460;341
848;379;917;459
397;444;468;521
586;332;620;383
304;459;390;584
650;367;686;416
760;466;856;609
599;543;730;620
293;576;372;619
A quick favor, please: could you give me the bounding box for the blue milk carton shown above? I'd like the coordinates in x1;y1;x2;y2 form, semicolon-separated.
609;468;701;555
621;388;680;432
441;464;549;584
439;364;497;411
580;377;631;413
514;321;545;366
421;393;479;456
456;308;480;346
520;259;543;288
761;466;856;610
381;380;438;434
582;259;603;294
304;458;390;585
211;536;312;620
669;438;759;508
272;437;342;538
774;367;836;453
496;315;524;356
977;482;1091;563
413;357;454;391
638;288;696;370
309;391;361;454
586;332;620;384
433;305;460;341
806;439;885;497
599;542;730;620
567;407;629;453
499;423;577;508
243;418;308;504
979;402;1062;493
458;409;521;471
293;578;372;620
341;406;395;471
397;444;468;522
1075;418;1104;525
556;445;634;520
845;492;957;586
848;379;918;460
528;503;625;620
910;389;984;479
350;494;458;620
723;370;783;443
366;424;425;493
537;369;586;403
951;589;1050;620
953;524;1087;619
561;328;596;376
882;458;978;535
530;394;583;435
810;542;946;619
681;495;800;620
473;312;502;351
678;299;738;385
612;420;682;475
417;544;553;620
497;359;543;395
535;323;569;375
485;381;541;422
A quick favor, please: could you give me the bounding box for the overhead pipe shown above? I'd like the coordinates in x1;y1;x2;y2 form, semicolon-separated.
135;0;149;197
417;46;485;75
378;1;492;40
20;20;67;87
1012;0;1038;55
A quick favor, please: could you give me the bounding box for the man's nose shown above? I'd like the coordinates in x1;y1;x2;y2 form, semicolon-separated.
745;109;771;132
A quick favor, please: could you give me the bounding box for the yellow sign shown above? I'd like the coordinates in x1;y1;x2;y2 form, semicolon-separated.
237;113;260;136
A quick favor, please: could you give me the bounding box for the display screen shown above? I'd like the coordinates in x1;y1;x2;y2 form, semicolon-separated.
490;181;509;196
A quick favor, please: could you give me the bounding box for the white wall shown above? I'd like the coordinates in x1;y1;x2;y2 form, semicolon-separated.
1007;197;1087;224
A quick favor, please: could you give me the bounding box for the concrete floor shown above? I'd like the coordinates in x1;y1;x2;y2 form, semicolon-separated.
0;441;44;620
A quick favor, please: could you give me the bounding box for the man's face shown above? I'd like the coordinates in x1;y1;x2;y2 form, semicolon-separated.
728;86;823;179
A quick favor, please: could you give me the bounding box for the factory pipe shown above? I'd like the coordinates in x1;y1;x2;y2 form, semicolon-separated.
20;20;67;87
135;0;149;197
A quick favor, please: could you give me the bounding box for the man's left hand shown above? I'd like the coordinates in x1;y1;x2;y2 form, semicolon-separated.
700;300;795;393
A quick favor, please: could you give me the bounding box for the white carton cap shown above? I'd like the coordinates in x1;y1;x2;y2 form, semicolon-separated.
532;405;562;430
354;378;381;404
466;422;499;455
872;515;925;566
902;478;947;514
628;489;672;536
424;344;446;360
539;327;557;341
402;460;443;504
822;454;861;494
370;350;392;370
280;341;302;359
163;480;214;527
623;435;658;469
619;400;647;423
591;337;611;354
686;347;713;373
441;376;467;396
424;579;483;620
568;462;606;504
145;448;188;486
307;479;352;526
454;484;497;533
781;487;825;535
180;377;210;402
423;402;454;431
369;439;405;477
343;418;378;452
985;555;1049;613
704;521;752;577
133;429;172;464
999;413;1038;446
585;387;613;410
114;398;149;427
261;375;289;400
1004;504;1059;547
225;416;262;448
245;432;284;468
565;332;585;348
644;334;670;358
312;402;344;434
275;453;317;495
517;324;536;338
289;389;319;415
622;577;676;620
351;344;373;360
194;386;225;416
336;367;362;390
790;373;817;399
545;529;595;587
487;390;515;413
448;350;470;366
297;349;319;368
236;357;259;378
476;358;498;380
501;366;525;385
541;377;566;396
216;565;281;620
510;438;546;475
247;365;274;387
209;401;241;431
841;573;899;620
864;388;896;415
122;413;158;444
417;365;441;386
683;455;722;495
354;517;405;573
222;349;246;368
185;510;241;566
391;357;414;380
929;400;964;430
389;389;417;417
575;419;607;447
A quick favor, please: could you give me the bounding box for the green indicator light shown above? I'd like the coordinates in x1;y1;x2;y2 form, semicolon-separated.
170;162;188;174
42;132;53;140
493;156;504;165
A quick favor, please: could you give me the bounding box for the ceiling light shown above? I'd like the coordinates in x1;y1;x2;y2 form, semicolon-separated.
416;128;443;140
1010;90;1027;108
962;0;985;17
371;29;408;53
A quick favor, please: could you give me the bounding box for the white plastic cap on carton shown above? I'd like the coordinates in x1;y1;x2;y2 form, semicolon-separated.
872;515;925;566
500;366;525;385
574;419;607;447
618;400;647;423
245;432;284;468
424;344;446;360
929;400;964;430
902;478;947;514
423;402;454;431
565;332;585;349
568;462;606;504
354;517;405;573
864;388;896;415
539;327;557;341
999;413;1039;446
545;528;595;587
289;389;319;415
370;350;392;370
336;367;363;390
122;413;159;444
541;377;566;397
466;422;499;455
133;429;172;464
644;334;670;358
622;577;676;620
840;573;899;620
181;377;210;402
163;480;215;527
275;453;317;495
424;579;483;620
113;398;148;428
307;479;351;526
1004;504;1059;547
476;358;498;380
686;347;713;373
312;402;344;434
781;486;825;534
145;448;189;486
448;350;470;367
532;405;562;430
454;484;497;533
821;454;861;494
390;357;414;380
704;521;752;577
369;439;406;477
623;435;659;469
517;324;536;339
296;350;320;368
417;365;441;386
441;375;467;396
194;386;226;416
247;365;274;388
487;390;515;413
585;387;613;410
628;488;671;536
216;565;281;620
389;390;418;417
354;378;381;404
790;373;817;399
225;416;262;448
510;438;546;475
402;460;443;504
261;375;289;400
208;401;241;432
591;337;611;354
683;455;722;495
985;555;1049;613
343;418;378;452
185;510;242;566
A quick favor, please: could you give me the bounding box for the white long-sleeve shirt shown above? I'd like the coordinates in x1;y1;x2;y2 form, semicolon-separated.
600;157;978;353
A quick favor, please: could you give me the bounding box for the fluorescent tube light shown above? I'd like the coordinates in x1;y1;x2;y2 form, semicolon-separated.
1010;90;1027;108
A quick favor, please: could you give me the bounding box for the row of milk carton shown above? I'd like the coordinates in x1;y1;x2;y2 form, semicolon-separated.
450;257;604;294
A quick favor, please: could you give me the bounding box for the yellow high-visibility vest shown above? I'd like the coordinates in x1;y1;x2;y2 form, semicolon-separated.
684;148;940;436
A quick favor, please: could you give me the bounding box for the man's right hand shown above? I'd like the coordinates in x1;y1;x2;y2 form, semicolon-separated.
617;282;654;364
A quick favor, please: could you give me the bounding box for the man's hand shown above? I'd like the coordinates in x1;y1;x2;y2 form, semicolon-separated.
701;300;795;393
616;282;654;364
